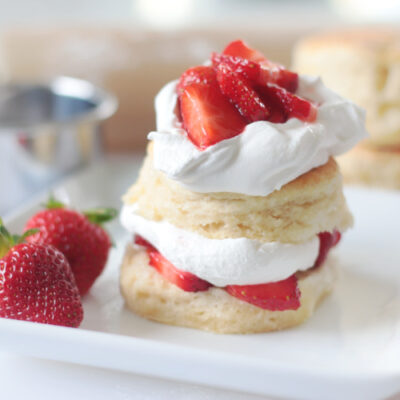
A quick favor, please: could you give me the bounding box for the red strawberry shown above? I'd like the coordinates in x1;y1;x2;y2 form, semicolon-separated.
179;82;246;149
211;53;260;82
223;39;267;63
225;275;300;311
135;236;211;292
331;230;342;247
0;221;83;327
258;84;317;123
259;67;299;94
177;66;217;94
25;198;116;296
314;230;341;269
216;62;270;122
223;40;298;92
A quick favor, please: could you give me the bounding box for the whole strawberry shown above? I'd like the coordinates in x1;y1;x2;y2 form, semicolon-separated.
0;220;83;327
25;197;117;296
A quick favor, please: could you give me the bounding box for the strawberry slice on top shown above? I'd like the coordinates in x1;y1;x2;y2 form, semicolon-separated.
176;40;316;149
257;84;317;123
179;81;247;149
222;39;299;93
223;39;267;63
177;65;218;94
216;62;270;123
211;52;260;83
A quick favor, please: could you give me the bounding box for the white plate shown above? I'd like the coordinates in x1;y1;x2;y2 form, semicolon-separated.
1;157;400;400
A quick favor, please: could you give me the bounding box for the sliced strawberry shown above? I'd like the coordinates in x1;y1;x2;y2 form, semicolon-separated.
258;84;317;123
259;67;299;93
179;82;246;149
177;66;217;94
331;230;342;247
135;235;156;250
134;236;212;292
256;85;288;123
223;40;298;92
148;252;212;292
314;230;341;269
223;39;266;63
211;53;260;82
216;63;270;122
226;275;300;311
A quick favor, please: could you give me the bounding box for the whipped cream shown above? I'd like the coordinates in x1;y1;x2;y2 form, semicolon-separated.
149;76;367;196
121;204;320;287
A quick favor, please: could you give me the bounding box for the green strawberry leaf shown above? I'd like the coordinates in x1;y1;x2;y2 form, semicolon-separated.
43;194;65;209
83;208;118;225
0;218;39;258
18;229;40;244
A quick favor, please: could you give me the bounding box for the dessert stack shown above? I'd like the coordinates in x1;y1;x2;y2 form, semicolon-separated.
120;40;367;333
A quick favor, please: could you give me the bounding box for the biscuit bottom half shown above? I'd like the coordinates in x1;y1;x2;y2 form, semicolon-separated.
337;145;400;190
120;244;336;334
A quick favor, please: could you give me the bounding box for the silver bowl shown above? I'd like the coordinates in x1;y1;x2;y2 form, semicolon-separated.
0;76;118;180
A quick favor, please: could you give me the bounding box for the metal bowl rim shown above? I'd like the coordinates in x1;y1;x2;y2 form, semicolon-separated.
0;76;118;131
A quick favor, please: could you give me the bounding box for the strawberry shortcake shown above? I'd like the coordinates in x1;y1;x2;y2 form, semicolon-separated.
120;40;367;333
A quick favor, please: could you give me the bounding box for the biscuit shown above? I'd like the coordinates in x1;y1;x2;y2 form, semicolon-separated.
124;146;353;244
337;144;400;189
293;28;400;147
120;244;336;334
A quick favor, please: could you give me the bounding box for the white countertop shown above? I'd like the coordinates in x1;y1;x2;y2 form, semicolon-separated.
0;352;272;400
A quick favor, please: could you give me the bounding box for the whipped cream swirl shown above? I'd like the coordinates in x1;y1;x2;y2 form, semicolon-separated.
121;204;320;287
149;75;367;196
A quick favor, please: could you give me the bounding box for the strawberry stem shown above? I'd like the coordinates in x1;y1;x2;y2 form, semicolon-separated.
43;194;65;209
43;194;117;226
19;228;41;243
83;208;117;226
0;218;11;258
0;218;39;258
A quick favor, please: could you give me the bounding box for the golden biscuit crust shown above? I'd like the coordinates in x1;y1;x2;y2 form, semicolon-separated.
120;244;336;334
123;146;352;244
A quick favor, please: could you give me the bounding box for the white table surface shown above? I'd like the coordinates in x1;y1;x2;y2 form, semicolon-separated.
0;352;273;400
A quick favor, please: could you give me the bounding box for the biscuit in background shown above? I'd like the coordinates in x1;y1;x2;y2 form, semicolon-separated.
293;28;400;147
293;28;400;189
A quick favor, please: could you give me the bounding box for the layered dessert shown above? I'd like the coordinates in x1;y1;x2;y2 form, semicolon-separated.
120;40;366;333
293;29;400;189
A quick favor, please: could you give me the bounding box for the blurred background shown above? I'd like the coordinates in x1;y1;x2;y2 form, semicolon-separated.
0;0;399;215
